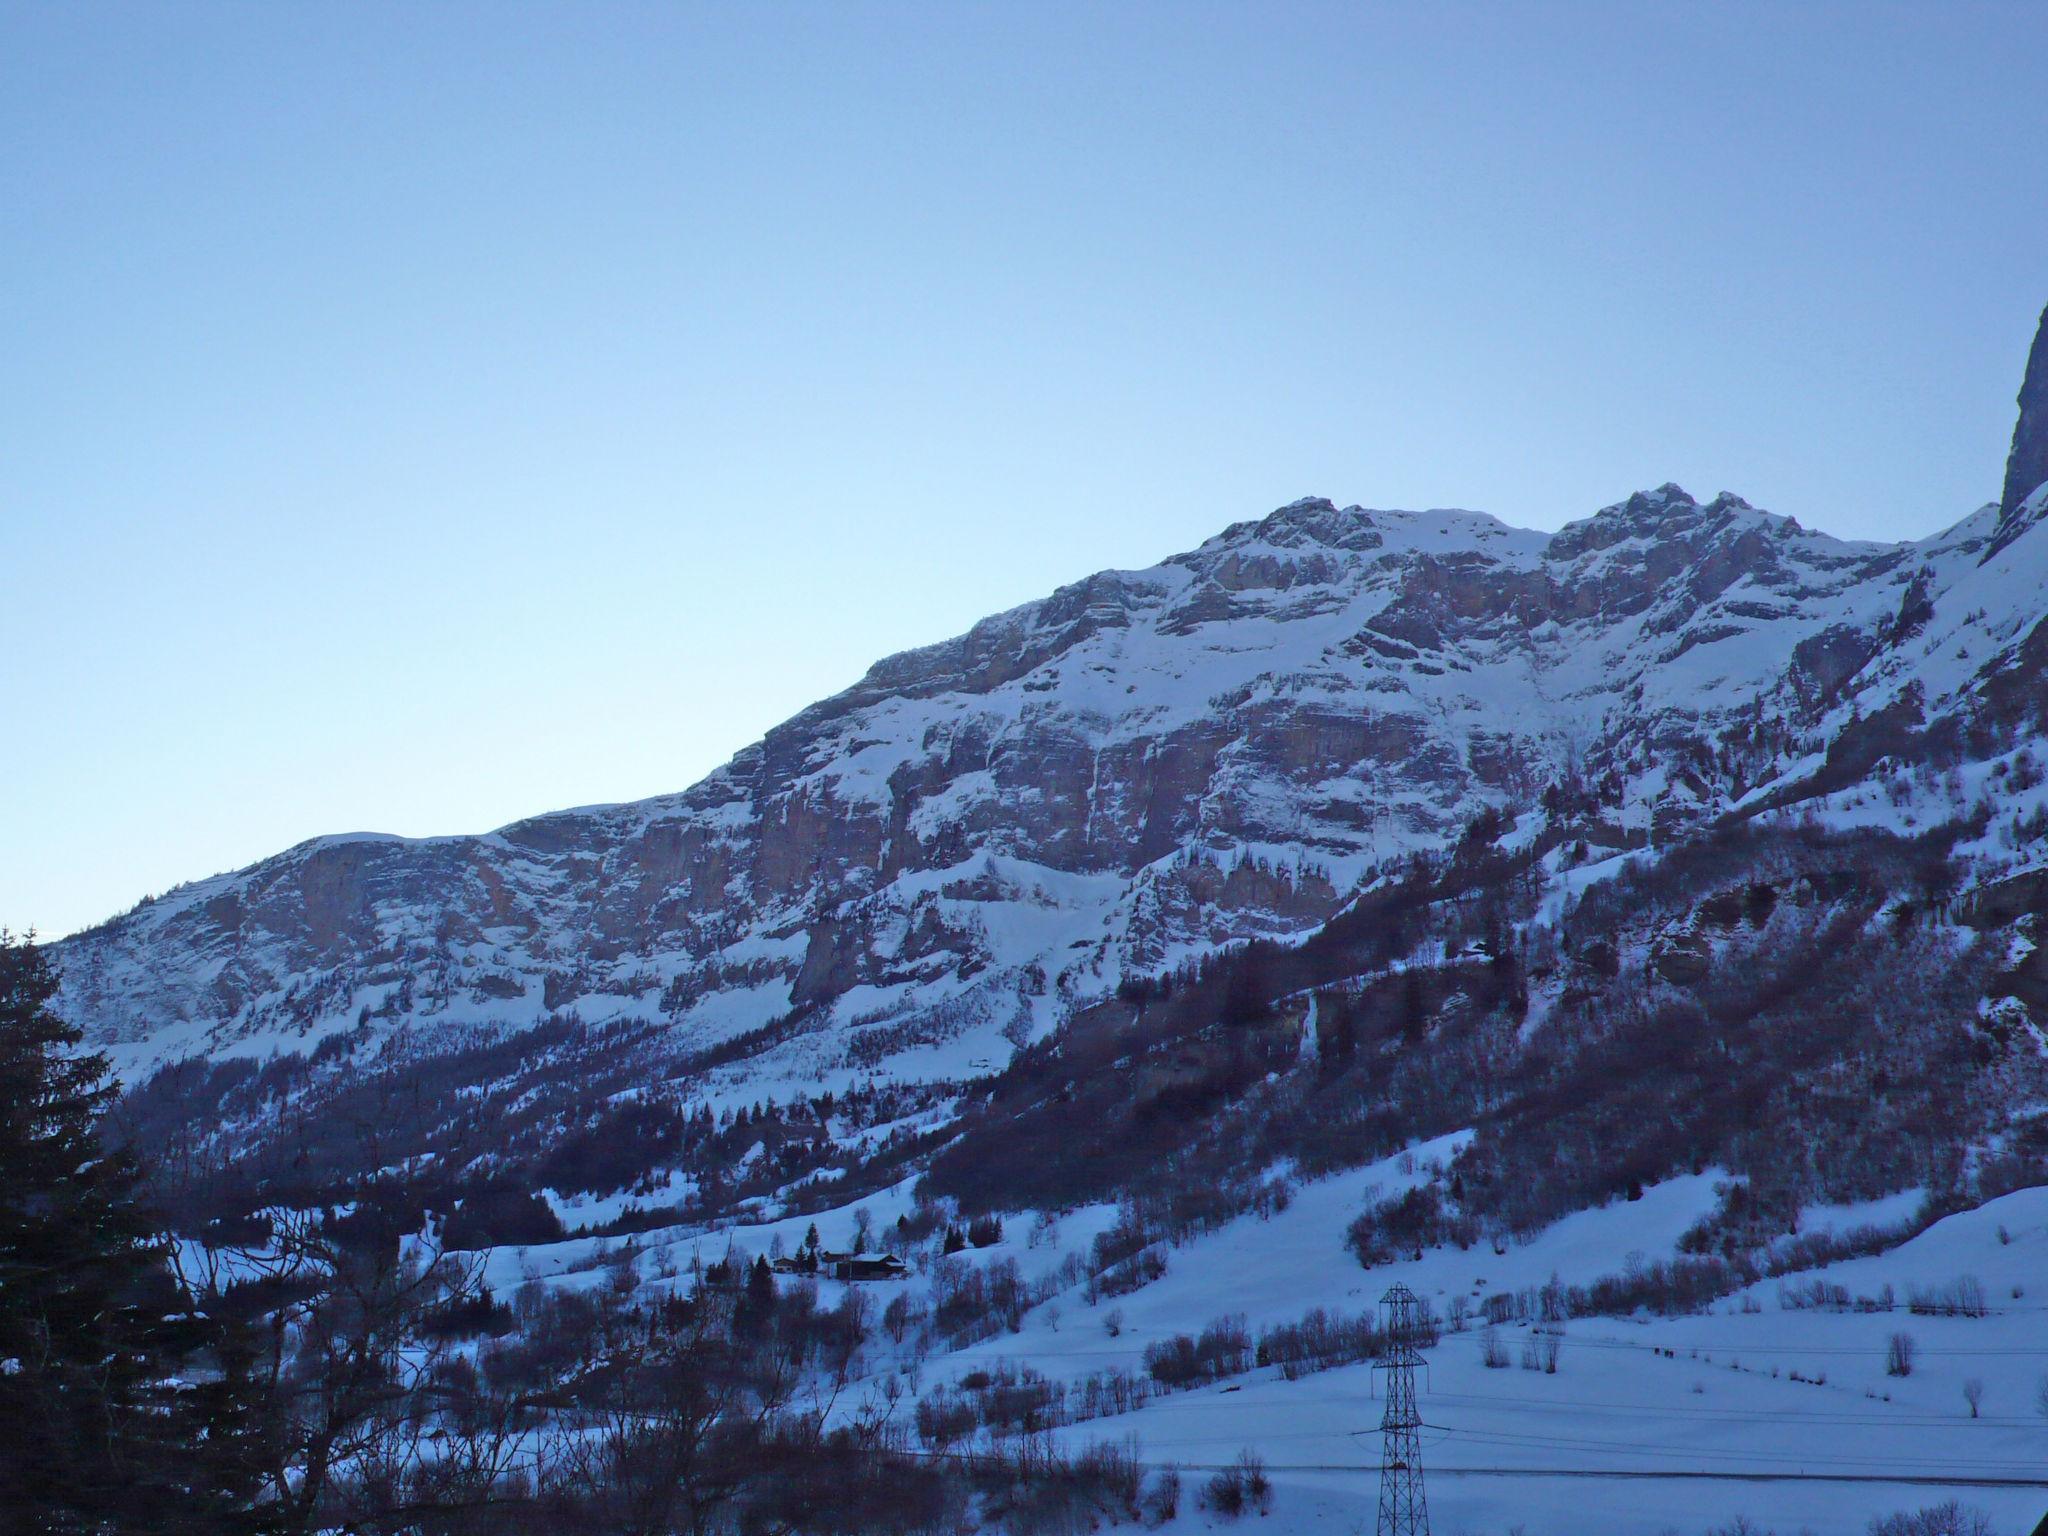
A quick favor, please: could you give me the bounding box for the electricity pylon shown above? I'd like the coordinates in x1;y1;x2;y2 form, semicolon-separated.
1374;1282;1430;1536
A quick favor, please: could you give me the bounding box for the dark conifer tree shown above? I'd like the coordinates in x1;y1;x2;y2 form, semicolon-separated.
746;1253;775;1306
735;1254;778;1342
0;934;263;1532
1398;969;1431;1045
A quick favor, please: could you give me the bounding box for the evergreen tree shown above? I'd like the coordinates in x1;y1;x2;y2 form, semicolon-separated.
1398;969;1430;1045
734;1254;778;1342
745;1253;775;1309
0;933;262;1532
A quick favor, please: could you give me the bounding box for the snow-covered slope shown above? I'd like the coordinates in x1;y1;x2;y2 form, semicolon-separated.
464;1141;2048;1536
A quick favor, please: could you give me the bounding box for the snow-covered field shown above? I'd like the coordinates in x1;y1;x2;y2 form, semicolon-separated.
481;1141;2048;1535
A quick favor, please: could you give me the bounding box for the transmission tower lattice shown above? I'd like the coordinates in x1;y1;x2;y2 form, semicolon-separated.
1373;1282;1431;1536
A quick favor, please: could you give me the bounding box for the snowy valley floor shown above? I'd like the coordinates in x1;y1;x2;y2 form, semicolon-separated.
481;1145;2048;1535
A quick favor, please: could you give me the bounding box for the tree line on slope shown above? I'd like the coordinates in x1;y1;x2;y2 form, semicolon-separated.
921;815;2048;1305
114;1005;956;1250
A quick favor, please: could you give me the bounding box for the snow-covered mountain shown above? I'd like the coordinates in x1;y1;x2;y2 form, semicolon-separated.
53;310;2048;1536
41;308;2048;1247
57;469;2048;1089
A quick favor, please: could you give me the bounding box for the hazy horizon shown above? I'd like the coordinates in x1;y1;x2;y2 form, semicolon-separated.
5;1;2045;939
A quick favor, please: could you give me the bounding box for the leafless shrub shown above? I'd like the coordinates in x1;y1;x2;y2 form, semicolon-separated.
1088;1246;1168;1302
1868;1500;1996;1536
1885;1331;1917;1377
1906;1276;1987;1318
1481;1327;1510;1369
1068;1366;1149;1423
1142;1464;1181;1524
1144;1314;1252;1389
1073;1436;1143;1509
1255;1306;1383;1381
1202;1449;1271;1518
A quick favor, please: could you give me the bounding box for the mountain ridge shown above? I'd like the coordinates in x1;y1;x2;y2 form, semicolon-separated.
56;471;2045;1094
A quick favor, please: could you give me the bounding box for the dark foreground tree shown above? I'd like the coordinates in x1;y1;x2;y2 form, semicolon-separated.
0;932;263;1533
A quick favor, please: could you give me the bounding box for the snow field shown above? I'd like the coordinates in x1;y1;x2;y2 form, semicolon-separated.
481;1140;2048;1535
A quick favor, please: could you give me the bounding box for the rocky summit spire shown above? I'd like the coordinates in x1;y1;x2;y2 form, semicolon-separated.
1999;302;2048;522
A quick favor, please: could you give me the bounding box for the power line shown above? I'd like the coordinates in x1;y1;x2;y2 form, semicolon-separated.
1090;1400;2046;1473
1111;1381;2048;1461
1545;1332;2048;1358
1420;1387;2047;1429
891;1443;2048;1486
1422;1421;2046;1475
1126;1382;2048;1431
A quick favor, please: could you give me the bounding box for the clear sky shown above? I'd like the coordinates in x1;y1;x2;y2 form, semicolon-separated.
3;2;2044;941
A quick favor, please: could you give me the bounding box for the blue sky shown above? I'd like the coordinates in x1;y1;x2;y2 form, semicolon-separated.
3;1;2044;940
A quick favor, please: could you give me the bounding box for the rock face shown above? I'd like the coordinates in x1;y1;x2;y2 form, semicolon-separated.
2001;303;2048;524
52;313;2048;1102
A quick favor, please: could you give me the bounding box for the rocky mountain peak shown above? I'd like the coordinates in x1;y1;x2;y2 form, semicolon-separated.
1196;496;1377;557
1548;482;1706;559
1993;303;2048;554
1631;481;1698;514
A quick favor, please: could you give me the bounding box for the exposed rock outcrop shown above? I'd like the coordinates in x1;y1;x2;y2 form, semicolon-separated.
1992;303;2048;558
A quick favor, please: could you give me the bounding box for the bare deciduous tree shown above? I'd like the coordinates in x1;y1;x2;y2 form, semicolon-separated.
548;1285;803;1536
192;1208;524;1535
